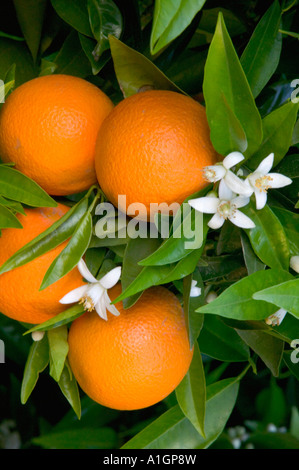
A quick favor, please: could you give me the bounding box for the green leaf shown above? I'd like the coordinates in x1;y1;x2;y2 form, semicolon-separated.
247;100;299;169
255;379;287;424
202;12;263;158
253;278;299;318
196;269;293;320
240;0;282;98
122;374;240;449
175;342;206;438
79;33;110;75
40;211;92;290
272;207;299;256
236;330;284;376
87;0;122;59
48;325;69;382
198;315;250;362
241;231;266;275
32;427;117;449
139;210;208;266
58;361;81;419
21;335;49;404
25;305;85;336
242;202;290;271
54;30;92;78
185;268;205;347
13;0;47;61
109;36;184;98
0;204;23;229
0;197;89;275
114;246;204;304
150;0;206;55
0;165;56;208
121;236;162;308
51;0;92;36
0;38;37;87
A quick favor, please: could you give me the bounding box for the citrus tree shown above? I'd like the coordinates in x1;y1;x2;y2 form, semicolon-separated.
0;0;299;450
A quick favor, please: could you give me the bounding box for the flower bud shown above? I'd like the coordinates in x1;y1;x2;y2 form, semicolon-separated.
31;330;45;342
290;255;299;273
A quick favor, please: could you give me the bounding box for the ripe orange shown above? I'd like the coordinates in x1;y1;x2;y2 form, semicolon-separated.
94;90;219;218
67;283;193;410
0;74;114;196
0;204;85;325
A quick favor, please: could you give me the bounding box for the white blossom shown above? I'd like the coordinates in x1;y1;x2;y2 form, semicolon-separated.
246;153;292;210
265;308;287;326
189;180;255;230
190;280;201;297
202;151;252;196
290;255;299;273
59;259;121;321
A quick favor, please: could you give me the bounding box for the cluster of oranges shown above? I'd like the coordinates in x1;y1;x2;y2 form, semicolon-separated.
0;74;218;410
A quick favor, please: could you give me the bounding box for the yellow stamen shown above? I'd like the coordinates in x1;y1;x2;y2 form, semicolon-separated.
255;175;273;192
79;296;95;312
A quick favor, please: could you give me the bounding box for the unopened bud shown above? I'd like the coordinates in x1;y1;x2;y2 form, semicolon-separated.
206;291;217;303
290;255;299;273
31;330;45;342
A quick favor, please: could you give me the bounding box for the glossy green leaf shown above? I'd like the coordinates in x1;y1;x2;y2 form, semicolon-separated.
21;335;49;404
236;330;284;376
198;315;250;362
58;361;81;419
199;253;243;281
79;33;110;75
240;0;282;98
25;304;85;336
32;427;117;449
51;0;92;36
0;38;37;87
175;342;206;438
253;278;299;318
121;237;162;308
0;165;56;208
0;197;89;275
203;12;262;158
39;58;57;76
48;325;69;382
87;0;122;59
0;204;22;229
13;0;47;61
114;246;204;304
150;0;206;55
247;100;299;169
185;268;205;347
40;211;92;290
255;379;287;424
140;210;208;266
242;202;290;271
241;232;266;275
249;431;299;449
54;30;91;78
109;36;184;98
196;269;293;320
272;206;299;256
122;375;240;449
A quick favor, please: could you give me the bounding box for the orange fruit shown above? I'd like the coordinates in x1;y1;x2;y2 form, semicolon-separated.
0;204;85;325
94;90;218;218
67;283;193;410
0;74;114;196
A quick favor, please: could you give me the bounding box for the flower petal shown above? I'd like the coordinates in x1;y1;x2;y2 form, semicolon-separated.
77;258;97;283
59;285;88;304
104;291;120;317
188;197;219;214
208;213;225;229
255;153;274;174
95;295;108;321
267;173;293;189
190;286;202;297
218;178;235;200
223;151;245;169
203;165;226;182
254;190;267;210
265;308;287;326
231;196;250;209
99;266;121;289
224;170;253;196
229;210;255;229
